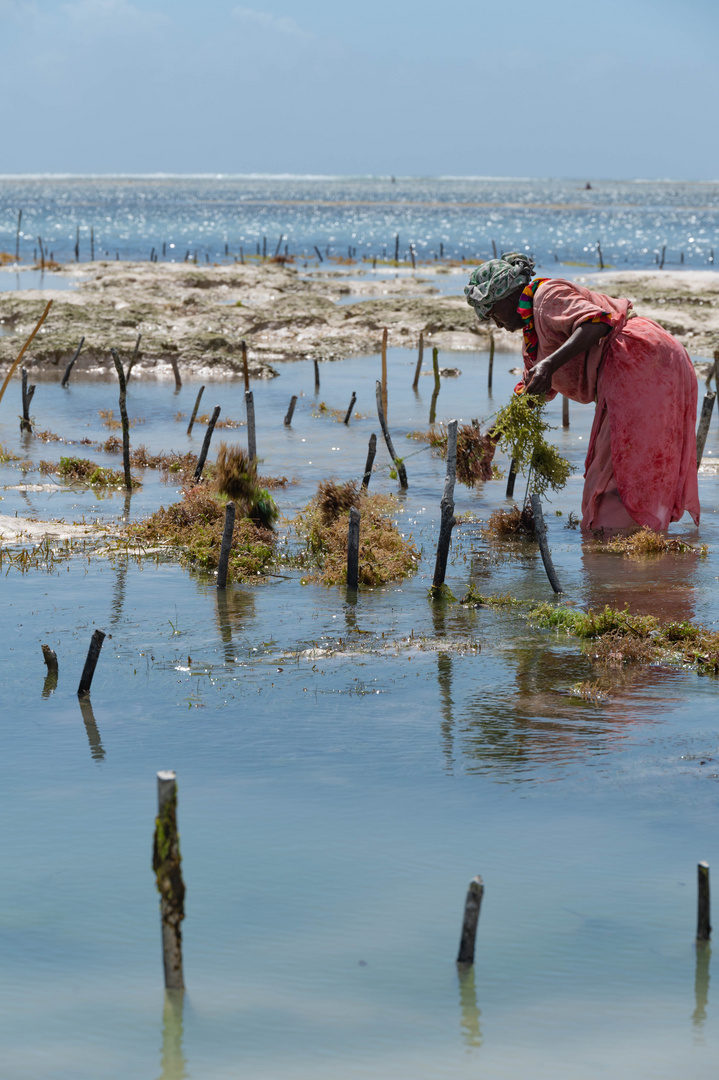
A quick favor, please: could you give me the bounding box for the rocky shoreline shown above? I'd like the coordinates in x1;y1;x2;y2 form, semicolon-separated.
1;261;717;382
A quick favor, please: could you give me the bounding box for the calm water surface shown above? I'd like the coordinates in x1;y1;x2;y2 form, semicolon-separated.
0;350;718;1078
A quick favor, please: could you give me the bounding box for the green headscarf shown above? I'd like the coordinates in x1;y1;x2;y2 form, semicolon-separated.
464;252;536;320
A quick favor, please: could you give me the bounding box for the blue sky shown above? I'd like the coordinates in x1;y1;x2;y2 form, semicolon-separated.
1;0;717;178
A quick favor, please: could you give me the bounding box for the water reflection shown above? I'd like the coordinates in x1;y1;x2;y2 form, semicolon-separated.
581;545;699;623
437;651;455;771
693;943;711;1039
111;556;128;625
78;696;105;762
41;668;58;698
157;990;187;1080
215;585;255;665
457;965;482;1049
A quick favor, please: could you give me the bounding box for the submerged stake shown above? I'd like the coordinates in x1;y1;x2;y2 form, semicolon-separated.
186;384;205;435
431;419;458;591
375;381;407;489
362;433;377;490
241;339;249;392
412;331;424;390
61;336;85;387
347;506;360;590
110;348;132;490
284;394;298;427
696;391;716;469
343;391;356;425
457;875;484;965
153;771;185;991
381;328;388;419
562;395;569;428
193;405;221;481
216;501;236;589
77;629;106;697
506;458;518;498
487;331;495;391
697;862;711;943
313;358;320;393
530;494;562;594
245;390;256;461
169;357;182;390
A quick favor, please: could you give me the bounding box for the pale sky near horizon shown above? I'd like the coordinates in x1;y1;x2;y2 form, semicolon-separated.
1;0;717;179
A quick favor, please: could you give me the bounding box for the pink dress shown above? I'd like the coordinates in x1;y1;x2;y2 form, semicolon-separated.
521;279;700;533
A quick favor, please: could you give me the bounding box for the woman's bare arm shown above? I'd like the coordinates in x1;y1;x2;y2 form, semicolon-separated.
524;320;611;396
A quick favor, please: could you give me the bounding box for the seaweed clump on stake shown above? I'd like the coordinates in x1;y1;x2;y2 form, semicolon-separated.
294;479;419;585
411;423;500;487
214;442;278;529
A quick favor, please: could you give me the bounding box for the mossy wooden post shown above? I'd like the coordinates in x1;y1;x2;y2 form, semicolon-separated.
186;384;205;435
125;333;142;384
216;501;235;589
412;331;424;390
241;339;250;392
313;358;320;393
245;390;256;461
375;380;407;489
347;506;360;591
696;391;716;469
343;391;356;425
487;330;495;391
431;419;458;594
284;395;298;426
20;367;35;432
562;395;569;428
506;458;518;498
110;348;132;490
193;405;221;481
697;862;711;943
457;875;484;965
153;771;185;991
529;494;562;594
362;433;377;490
77;629;106;697
61;336;85;387
429;346;441;425
381;328;388;418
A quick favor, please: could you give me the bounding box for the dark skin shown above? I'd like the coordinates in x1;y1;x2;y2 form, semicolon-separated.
485;285;612;396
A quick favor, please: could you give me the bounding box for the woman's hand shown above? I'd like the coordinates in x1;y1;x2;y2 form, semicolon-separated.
524;359;554;396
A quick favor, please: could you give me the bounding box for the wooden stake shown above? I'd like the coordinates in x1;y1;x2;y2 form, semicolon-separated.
394;234;399;263
186;385;205;435
597;240;604;269
696;391;716;468
313;358;320;393
169;358;182;390
240;339;249;392
126;333;142;383
0;300;52;408
16;209;21;262
77;629;106;696
659;244;666;269
530;494;562;594
61;336;85;387
343;391;356;425
487;330;495;390
245;391;256;461
362;433;377;490
153;771;185;990
431;419;457;591
375;381;407;488
457;875;484;965
429;346;440;425
216;501;236;589
20;367;35;432
41;643;58;697
381;328;388;418
313;245;323;263
193;405;221;481
284;394;298;426
562;395;569;428
697;862;711;943
506;458;518;498
412;331;424;390
110;348;132;490
491;239;498;259
347;506;360;590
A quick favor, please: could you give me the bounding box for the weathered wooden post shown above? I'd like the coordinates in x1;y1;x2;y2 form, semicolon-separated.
169;357;182;390
487;330;495;390
375;381;407;488
126;333;142;383
186;385;205;435
562;395;569;428
313;358;320;393
506;459;518;498
20;367;35;432
597;240;604;269
110;348;132;490
216;502;235;589
530;494;562;593
61;336;85;387
245;390;256;461
381;328;388;418
429;346;441;425
431;419;458;594
241;339;250;392
77;629;106;697
347;506;360;590
193;405;221;481
412;331;424;390
362;433;377;490
284;395;298;426
456;875;484;965
696;391;716;468
153;771;186;990
343;392;357;425
697;862;711;943
41;644;58;697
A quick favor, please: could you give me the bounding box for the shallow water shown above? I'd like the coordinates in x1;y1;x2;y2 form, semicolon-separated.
1;352;718;1078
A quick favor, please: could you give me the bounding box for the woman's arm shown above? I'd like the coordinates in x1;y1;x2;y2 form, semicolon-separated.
524;320;612;396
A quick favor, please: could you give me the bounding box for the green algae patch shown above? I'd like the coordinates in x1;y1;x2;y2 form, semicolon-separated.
428;582;456;602
129;484;275;582
294;480;419;586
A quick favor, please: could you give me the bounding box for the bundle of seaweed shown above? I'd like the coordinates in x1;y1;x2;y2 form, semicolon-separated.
295;480;418;585
483;503;535;538
492;393;573;497
214;443;278;529
529;602;719;673
412;423;499;487
603;527;704;557
129;485;275;582
39;456;140;488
